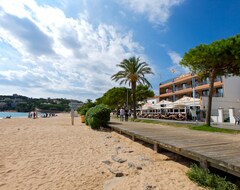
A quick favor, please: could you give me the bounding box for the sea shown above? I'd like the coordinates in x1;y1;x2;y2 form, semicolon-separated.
0;112;29;119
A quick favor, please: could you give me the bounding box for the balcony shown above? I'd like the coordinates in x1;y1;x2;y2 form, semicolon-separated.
201;93;223;97
175;84;192;91
196;77;222;86
165;89;173;93
213;93;224;97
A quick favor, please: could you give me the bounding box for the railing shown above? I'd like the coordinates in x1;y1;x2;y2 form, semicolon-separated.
202;93;223;97
175;84;192;91
213;93;223;97
165;89;173;93
195;77;222;86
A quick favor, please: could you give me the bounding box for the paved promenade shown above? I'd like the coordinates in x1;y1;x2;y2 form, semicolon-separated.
133;117;240;131
109;118;240;178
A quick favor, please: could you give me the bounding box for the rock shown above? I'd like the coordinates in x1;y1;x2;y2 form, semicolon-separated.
111;155;127;163
128;162;143;170
136;166;142;170
128;162;135;168
108;168;124;177
139;156;149;161
112;138;120;143
115;146;121;154
115;172;124;177
102;160;111;165
144;185;156;190
123;150;134;153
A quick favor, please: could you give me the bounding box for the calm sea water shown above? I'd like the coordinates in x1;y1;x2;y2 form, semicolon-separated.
0;112;29;119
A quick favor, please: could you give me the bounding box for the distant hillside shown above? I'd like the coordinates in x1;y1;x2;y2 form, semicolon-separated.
0;94;83;112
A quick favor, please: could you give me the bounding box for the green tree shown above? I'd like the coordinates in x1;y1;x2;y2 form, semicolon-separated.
136;85;155;102
77;99;96;115
96;87;132;110
180;34;240;126
111;56;154;118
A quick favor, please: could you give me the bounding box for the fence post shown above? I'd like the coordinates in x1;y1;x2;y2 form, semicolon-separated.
229;108;235;124
218;108;224;123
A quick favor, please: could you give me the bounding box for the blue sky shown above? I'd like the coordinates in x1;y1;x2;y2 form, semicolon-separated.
0;0;239;101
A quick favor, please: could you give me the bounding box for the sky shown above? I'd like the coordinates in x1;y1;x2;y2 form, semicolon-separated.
0;0;240;101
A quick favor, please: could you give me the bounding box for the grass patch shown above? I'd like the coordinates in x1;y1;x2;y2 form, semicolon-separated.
190;125;240;134
187;164;239;190
130;119;240;134
131;118;191;128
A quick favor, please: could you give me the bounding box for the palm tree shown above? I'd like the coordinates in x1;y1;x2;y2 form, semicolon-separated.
111;56;154;119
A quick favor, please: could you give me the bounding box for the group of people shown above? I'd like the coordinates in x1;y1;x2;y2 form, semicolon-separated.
28;111;38;119
118;108;132;122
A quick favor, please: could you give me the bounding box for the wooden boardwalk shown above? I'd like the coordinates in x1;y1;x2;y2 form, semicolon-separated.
108;119;240;178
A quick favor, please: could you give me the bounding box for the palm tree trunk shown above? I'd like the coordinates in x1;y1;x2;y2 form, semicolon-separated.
206;69;216;126
132;82;137;119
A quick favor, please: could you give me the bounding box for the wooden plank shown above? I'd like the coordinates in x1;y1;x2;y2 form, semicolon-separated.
109;122;240;178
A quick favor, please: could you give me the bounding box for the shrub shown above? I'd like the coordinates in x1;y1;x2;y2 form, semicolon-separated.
187;164;239;190
77;101;96;115
85;104;111;129
79;108;89;115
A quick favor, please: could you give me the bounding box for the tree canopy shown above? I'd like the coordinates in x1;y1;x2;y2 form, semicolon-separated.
77;99;96;115
136;85;155;102
111;57;154;118
180;34;240;126
95;87;130;110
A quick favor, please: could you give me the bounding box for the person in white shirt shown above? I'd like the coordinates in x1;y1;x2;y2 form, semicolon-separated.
119;108;125;121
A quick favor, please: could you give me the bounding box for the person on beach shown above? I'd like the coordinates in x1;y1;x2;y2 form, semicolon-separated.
119;108;125;121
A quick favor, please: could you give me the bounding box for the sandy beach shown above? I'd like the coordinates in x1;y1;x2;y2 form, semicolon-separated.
0;114;204;190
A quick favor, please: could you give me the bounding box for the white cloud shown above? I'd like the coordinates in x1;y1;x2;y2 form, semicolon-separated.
119;0;185;25
168;51;189;74
0;0;145;101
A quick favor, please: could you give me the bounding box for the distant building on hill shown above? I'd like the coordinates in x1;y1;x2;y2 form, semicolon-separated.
69;100;84;110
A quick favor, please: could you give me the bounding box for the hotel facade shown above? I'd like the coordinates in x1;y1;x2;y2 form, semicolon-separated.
158;73;240;117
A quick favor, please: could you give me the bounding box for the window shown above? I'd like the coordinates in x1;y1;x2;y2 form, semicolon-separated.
202;90;209;96
182;83;187;89
216;87;223;97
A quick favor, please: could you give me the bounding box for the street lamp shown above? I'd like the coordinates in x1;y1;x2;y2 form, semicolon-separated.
126;88;128;108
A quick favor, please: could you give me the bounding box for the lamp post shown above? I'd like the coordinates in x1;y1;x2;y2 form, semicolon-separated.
193;87;196;107
126;88;128;108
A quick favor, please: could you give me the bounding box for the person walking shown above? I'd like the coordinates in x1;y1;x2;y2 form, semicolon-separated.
125;109;129;121
128;109;132;118
120;108;125;122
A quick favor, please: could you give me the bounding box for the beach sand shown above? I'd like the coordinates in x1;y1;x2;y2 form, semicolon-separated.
0;114;204;190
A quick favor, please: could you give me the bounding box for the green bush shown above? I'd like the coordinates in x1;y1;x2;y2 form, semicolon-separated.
77;101;96;115
187;164;239;190
79;108;89;115
85;104;111;129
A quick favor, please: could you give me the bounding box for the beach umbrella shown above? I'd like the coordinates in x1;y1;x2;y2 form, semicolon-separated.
174;96;200;107
141;102;154;110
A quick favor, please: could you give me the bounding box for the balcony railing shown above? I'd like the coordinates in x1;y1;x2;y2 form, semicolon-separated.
165;89;173;93
213;93;224;97
195;77;222;86
175;84;192;91
202;93;223;97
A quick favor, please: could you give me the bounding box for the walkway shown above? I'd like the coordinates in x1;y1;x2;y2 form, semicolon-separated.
108;118;240;178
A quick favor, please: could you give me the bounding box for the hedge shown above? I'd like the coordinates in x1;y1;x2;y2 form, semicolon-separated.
85;104;111;129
